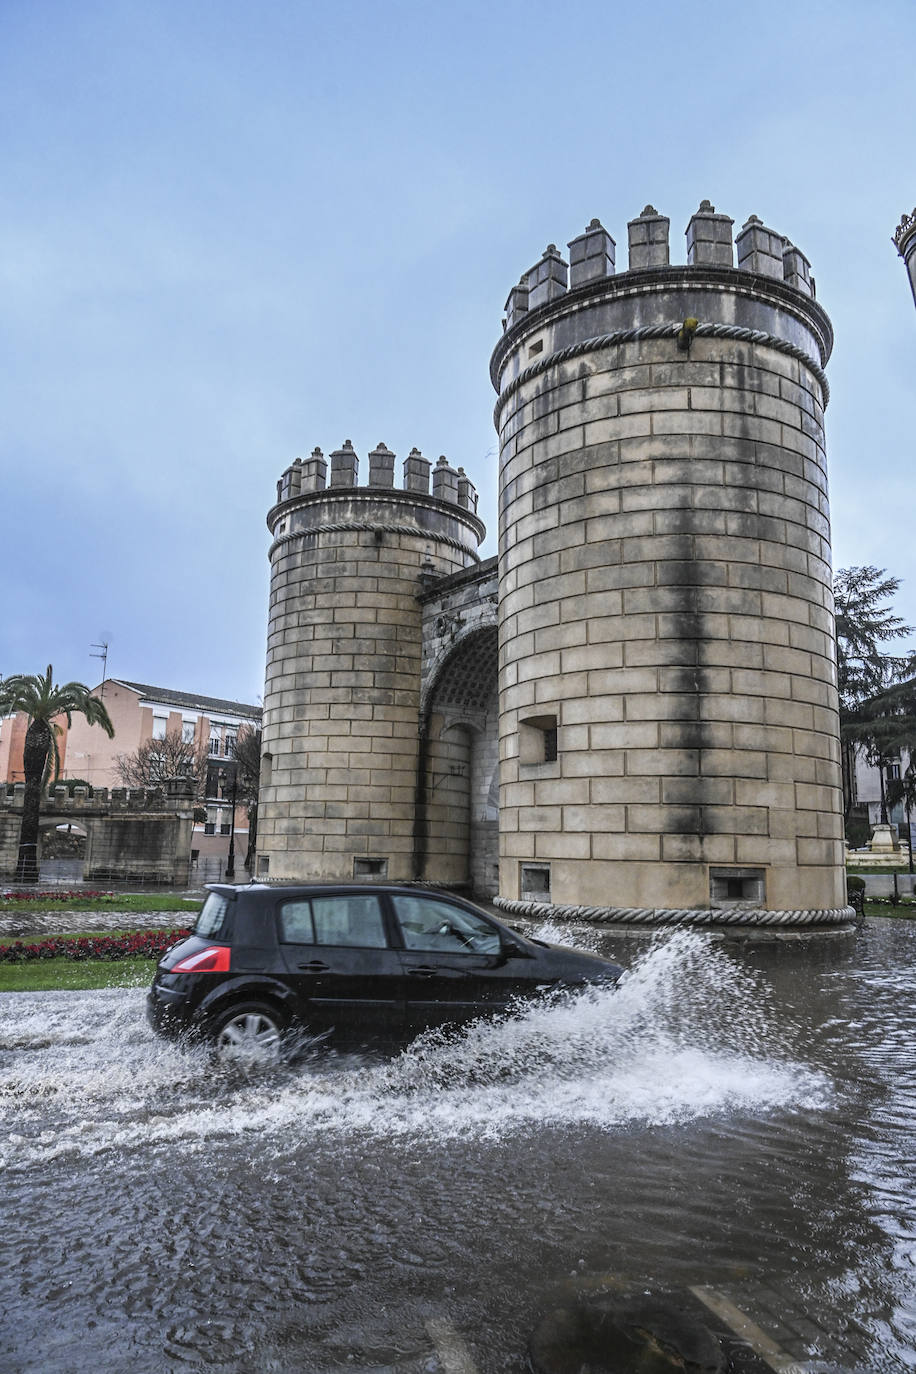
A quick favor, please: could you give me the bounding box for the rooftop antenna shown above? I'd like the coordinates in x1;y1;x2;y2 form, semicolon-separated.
90;641;109;695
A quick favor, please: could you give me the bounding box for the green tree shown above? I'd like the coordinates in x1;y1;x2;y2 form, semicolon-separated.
232;723;261;869
887;764;916;874
833;567;913;820
0;665;114;883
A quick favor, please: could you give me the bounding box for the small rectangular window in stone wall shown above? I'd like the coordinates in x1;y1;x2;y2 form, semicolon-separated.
353;857;388;878
521;863;551;901
709;867;765;907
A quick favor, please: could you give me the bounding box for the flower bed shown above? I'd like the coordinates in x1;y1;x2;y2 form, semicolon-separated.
0;928;190;963
1;890;117;903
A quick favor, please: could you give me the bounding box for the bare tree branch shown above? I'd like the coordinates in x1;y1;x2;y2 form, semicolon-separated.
116;730;209;800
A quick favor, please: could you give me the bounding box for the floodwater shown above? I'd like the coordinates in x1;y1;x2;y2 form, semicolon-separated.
1;919;915;1372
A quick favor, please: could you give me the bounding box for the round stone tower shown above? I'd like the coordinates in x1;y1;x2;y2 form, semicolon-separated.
259;441;484;882
894;206;916;308
490;201;850;928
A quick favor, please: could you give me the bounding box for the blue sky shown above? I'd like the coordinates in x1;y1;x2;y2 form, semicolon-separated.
2;0;914;704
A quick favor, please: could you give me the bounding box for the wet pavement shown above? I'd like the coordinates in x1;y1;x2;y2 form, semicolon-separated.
1;918;915;1372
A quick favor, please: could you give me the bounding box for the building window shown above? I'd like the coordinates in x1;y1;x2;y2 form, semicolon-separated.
220;823;231;835
182;721;195;743
887;763;902;782
710;868;765;908
152;716;167;741
204;822;215;835
225;731;237;758
209;733;221;756
519;714;559;765
520;864;551;901
258;855;270;878
353;857;388;879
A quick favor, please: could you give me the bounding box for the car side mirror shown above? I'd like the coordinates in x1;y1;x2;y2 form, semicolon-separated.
501;937;527;959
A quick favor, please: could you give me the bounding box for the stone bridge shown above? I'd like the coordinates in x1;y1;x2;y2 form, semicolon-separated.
0;780;196;885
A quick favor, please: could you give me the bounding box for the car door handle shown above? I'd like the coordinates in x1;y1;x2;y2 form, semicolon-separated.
406;966;438;977
297;960;330;971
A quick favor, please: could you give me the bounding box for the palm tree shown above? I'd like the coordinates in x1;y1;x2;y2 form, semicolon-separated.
0;665;114;883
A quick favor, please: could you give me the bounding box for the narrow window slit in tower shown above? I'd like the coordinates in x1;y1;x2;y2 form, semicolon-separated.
519;714;558;765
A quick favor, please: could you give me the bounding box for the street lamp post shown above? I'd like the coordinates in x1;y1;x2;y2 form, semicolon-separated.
223;762;238;880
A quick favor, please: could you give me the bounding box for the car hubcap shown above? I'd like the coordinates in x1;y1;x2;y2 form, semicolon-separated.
217;1013;281;1060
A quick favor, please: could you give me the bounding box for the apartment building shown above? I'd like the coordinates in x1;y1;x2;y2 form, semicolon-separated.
0;678;261;872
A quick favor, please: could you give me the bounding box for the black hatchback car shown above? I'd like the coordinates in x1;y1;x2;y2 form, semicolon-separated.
147;884;622;1057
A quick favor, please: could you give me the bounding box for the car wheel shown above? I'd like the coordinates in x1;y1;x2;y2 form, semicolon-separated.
211;1001;286;1064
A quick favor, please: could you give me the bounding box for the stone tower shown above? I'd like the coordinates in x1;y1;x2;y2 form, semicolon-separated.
259;442;484;882
894;207;916;307
490;202;849;925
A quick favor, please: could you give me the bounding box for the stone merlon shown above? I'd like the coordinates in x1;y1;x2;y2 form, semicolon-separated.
275;442;478;512
499;199;819;334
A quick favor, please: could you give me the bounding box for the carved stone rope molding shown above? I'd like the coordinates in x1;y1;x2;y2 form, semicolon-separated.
271;521;478;557
494;897;856;927
493;321;830;428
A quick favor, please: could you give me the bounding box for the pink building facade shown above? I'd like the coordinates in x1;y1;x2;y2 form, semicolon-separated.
1;679;261;878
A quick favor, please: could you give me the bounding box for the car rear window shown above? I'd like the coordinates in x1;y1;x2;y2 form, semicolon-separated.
194;892;230;939
278;894;388;949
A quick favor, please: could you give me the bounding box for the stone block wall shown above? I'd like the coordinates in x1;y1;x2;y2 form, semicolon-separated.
85;815;192;885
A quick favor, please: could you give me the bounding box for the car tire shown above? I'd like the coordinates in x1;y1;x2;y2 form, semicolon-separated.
210;1000;287;1063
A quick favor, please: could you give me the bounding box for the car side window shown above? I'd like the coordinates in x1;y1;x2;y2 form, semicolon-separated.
278;900;315;944
311;895;388;949
392;896;501;955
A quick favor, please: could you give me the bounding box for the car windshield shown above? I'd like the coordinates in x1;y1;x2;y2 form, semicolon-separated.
194;893;229;938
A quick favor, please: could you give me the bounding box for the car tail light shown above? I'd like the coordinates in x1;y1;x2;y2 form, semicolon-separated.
170;945;231;973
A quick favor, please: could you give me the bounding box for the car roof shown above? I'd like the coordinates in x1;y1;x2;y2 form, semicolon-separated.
203;882;482;900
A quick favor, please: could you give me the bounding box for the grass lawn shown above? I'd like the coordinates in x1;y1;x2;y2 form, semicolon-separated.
847;867;915;876
0;893;200;915
0;958;156;992
864;901;916;920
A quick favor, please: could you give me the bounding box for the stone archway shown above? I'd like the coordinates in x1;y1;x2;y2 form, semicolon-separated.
38;818;88;885
416;626;499;896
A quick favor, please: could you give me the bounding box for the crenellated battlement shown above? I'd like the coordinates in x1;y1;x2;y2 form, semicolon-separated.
502;200;817;331
0;784;193;813
275;440;479;514
894;207;916;251
893;206;916;311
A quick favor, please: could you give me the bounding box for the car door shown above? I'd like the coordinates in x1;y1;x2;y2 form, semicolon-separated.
389;893;535;1033
276;892;406;1040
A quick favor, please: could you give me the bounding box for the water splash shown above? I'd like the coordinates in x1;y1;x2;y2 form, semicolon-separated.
0;931;830;1170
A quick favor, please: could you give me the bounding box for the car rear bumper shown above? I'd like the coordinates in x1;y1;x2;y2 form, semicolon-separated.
146;984;195;1038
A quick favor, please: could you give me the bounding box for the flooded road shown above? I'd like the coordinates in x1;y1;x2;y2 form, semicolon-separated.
1;919;915;1371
